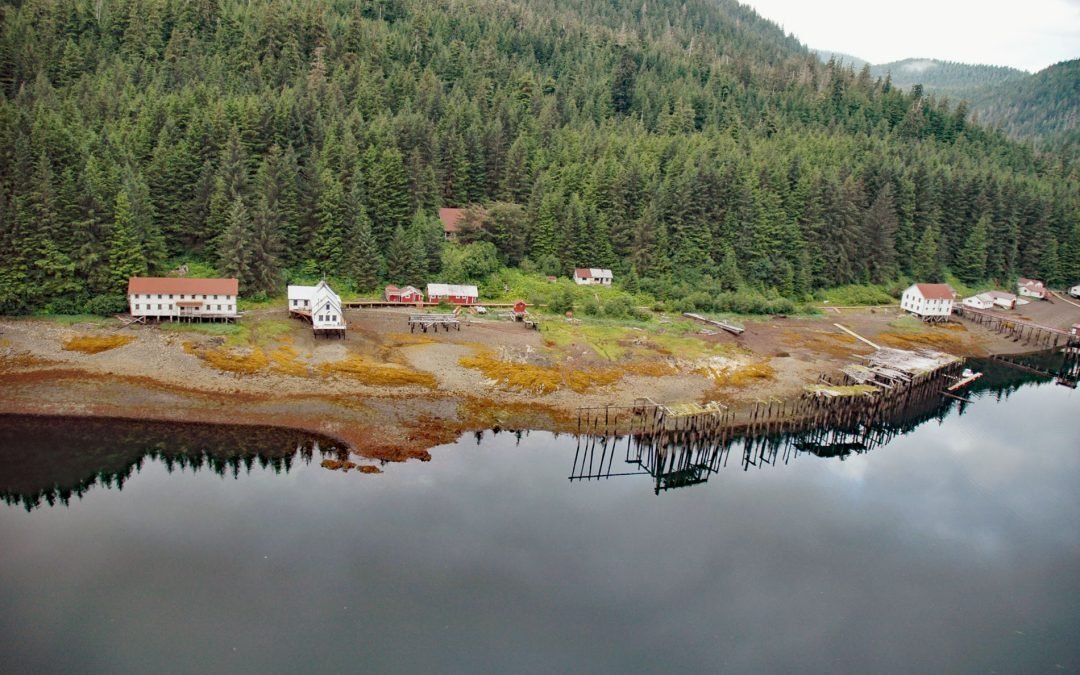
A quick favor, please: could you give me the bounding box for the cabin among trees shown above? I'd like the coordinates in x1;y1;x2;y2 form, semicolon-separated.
438;208;465;242
128;277;238;322
427;283;478;305
1017;278;1049;300
901;283;956;321
384;285;424;303
288;281;346;338
573;268;614;286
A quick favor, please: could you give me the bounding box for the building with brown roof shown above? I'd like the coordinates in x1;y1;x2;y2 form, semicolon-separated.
438;208;466;241
901;283;956;321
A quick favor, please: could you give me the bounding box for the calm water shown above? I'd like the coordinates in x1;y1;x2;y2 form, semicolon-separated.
1;358;1078;673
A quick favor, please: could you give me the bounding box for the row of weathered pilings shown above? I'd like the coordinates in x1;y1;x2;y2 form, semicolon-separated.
954;306;1079;349
575;360;965;447
572;358;967;491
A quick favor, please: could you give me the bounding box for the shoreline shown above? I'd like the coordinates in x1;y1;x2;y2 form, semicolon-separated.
3;302;1078;461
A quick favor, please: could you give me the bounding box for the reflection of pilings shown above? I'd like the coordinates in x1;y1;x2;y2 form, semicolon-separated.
573;359;967;491
991;346;1080;388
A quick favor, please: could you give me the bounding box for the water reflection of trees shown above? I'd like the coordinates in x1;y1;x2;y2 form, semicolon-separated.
0;416;349;511
571;352;1064;495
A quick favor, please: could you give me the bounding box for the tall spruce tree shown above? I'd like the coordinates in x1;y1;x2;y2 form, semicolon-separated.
108;191;148;294
218;197;255;291
954;215;989;284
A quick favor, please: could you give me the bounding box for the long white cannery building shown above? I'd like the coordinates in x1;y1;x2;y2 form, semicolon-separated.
287;280;346;338
128;277;239;322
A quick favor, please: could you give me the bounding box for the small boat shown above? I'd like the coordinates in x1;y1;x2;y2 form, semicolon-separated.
947;368;983;391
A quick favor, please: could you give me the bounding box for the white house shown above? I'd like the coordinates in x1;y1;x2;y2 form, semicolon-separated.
962;294;993;310
288;281;346;337
573;268;613;286
900;283;955;321
1069;285;1080;299
963;290;1017;311
1017;278;1049;300
983;290;1017;310
426;283;479;305
128;277;239;322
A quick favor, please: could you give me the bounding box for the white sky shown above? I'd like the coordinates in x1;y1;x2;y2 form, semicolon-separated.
740;0;1080;72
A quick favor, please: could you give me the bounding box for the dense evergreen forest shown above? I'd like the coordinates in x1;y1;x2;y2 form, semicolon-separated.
963;60;1080;157
1;0;1077;315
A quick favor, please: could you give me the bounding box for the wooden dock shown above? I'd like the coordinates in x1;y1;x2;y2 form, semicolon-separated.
408;314;461;333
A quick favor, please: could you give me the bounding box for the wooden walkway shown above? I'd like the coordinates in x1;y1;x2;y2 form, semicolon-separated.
953;306;1078;348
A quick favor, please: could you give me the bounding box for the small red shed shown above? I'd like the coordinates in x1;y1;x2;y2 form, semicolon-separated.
385;285;424;303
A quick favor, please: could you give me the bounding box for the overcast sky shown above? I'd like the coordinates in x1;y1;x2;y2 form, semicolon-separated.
740;0;1080;72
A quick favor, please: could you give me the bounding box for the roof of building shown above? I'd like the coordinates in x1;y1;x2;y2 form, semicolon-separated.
128;277;238;296
1018;277;1045;289
574;267;614;279
385;284;422;295
438;208;470;233
981;290;1017;301
289;281;340;303
909;283;955;301
427;283;478;297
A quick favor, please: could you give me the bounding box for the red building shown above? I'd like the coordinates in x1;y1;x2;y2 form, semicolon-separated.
426;283;479;305
384;285;424;303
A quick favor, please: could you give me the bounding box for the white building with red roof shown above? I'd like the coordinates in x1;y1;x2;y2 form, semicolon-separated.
128;277;239;322
901;283;956;321
1017;278;1049;300
573;268;613;286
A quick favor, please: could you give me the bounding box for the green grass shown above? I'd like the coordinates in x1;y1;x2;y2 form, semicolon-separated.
540;316;741;362
237;295;284;311
886;315;930;333
161;318;298;348
41;314;113;326
817;284;897;306
161;322;246;340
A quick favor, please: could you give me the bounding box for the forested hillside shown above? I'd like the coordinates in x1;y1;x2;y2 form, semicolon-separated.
1;0;1077;315
964;60;1080;156
869;59;1029;93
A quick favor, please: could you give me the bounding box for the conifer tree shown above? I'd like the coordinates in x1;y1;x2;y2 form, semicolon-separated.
248;196;284;296
347;209;383;291
218;198;255;291
311;169;346;275
954;215;989;284
865;184;899;283
108;191;148;294
385;225;423;286
913;224;944;282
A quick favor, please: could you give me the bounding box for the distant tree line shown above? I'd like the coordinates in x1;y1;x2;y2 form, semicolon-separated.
0;0;1076;315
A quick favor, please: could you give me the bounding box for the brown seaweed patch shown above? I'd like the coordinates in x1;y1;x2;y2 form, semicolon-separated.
62;334;135;354
319;356;437;388
183;341;269;374
459;349;622;394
